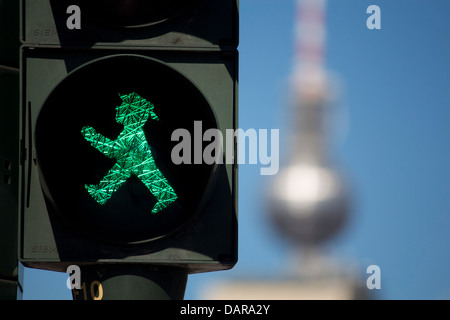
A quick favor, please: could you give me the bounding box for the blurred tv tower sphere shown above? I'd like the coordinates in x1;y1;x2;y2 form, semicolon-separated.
268;162;350;246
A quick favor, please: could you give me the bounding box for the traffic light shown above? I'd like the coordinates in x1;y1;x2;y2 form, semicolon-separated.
19;0;238;287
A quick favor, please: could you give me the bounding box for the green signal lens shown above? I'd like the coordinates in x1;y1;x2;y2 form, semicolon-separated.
81;92;177;214
35;54;217;243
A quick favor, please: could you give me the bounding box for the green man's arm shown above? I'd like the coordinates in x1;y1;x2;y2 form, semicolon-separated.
81;126;119;158
149;109;159;121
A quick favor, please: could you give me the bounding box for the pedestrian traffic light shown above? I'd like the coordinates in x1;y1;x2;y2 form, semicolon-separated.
19;0;238;277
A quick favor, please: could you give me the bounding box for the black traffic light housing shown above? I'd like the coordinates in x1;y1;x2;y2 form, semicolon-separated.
19;0;238;275
22;0;237;48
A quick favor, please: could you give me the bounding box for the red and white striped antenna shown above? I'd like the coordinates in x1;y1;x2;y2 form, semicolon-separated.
292;0;328;101
295;0;326;68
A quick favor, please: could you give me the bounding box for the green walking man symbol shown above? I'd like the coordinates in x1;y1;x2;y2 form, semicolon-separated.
81;92;178;214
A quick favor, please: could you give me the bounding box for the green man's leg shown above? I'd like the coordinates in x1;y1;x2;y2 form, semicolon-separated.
137;156;178;214
86;163;130;205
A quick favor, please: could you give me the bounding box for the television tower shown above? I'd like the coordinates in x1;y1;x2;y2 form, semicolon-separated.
268;0;351;276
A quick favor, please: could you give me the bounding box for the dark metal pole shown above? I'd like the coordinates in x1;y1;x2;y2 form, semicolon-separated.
72;264;188;300
0;0;21;300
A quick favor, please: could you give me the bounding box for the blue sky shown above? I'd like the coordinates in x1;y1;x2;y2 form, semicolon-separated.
21;0;450;300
